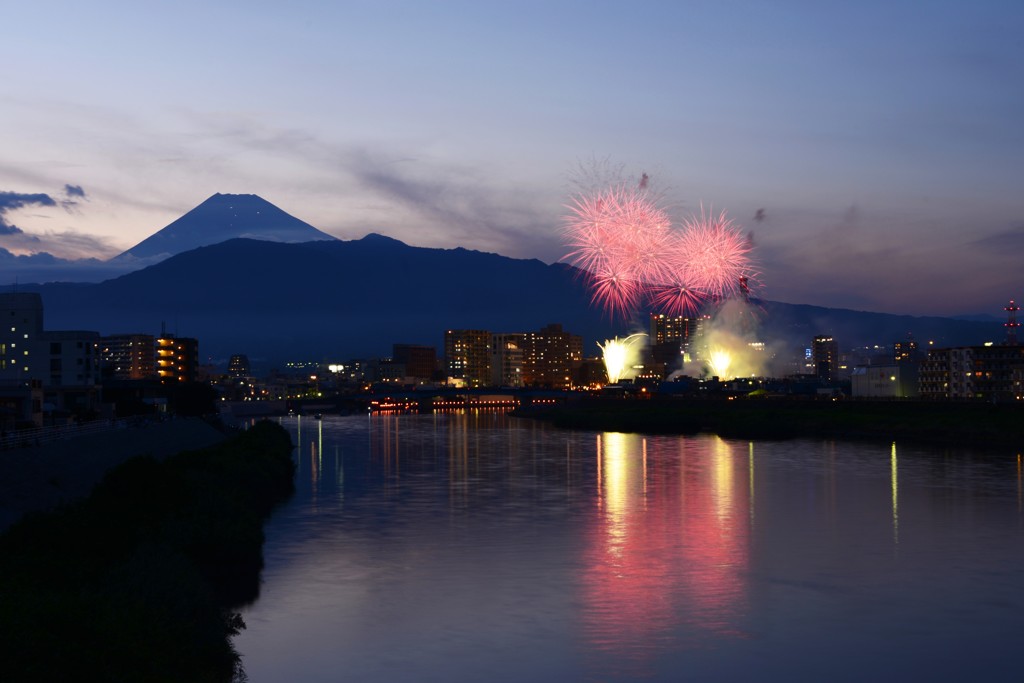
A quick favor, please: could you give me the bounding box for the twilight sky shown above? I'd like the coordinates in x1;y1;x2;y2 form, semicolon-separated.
2;0;1021;316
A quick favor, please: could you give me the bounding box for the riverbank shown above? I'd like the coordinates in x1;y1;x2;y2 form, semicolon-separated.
516;398;1024;451
0;417;229;532
0;420;295;683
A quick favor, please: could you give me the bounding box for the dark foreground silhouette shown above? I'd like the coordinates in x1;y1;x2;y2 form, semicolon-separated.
0;420;294;683
520;397;1024;451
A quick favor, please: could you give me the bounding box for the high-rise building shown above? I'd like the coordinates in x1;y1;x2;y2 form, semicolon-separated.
812;335;839;381
444;330;491;388
100;334;157;380
43;332;101;388
521;324;582;389
1;293;101;418
893;338;920;363
0;293;44;380
393;344;437;381
649;314;694;345
227;354;251;378
648;313;694;372
491;333;525;387
156;334;200;384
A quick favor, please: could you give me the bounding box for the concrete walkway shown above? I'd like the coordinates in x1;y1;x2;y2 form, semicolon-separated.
0;418;228;532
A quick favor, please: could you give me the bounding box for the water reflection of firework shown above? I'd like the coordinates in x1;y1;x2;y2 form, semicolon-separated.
582;433;751;672
598;334;647;384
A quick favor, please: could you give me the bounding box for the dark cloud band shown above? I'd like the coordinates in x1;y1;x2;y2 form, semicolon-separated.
0;190;58;235
0;191;57;212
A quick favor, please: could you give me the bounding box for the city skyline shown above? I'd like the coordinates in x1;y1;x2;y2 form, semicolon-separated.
2;1;1022;317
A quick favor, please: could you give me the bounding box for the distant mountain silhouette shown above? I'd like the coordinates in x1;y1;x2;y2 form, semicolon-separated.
755;301;1001;355
30;236;1003;366
113;193;336;263
38;236;612;361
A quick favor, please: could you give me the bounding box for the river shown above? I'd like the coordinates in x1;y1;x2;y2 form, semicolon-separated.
234;412;1024;682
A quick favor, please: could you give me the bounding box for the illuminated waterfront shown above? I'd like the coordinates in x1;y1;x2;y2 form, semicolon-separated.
235;413;1024;682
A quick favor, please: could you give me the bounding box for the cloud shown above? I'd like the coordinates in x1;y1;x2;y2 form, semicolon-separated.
0;191;57;212
969;225;1024;252
0;246;138;285
0;247;61;265
750;203;1024;315
0;227;116;260
0;186;115;259
165;113;568;260
0;191;58;237
344;150;564;261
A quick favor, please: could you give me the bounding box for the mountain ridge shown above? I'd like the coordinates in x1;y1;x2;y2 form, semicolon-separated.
28;236;1004;365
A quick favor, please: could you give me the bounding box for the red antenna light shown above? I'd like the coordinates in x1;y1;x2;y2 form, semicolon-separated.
1004;299;1020;346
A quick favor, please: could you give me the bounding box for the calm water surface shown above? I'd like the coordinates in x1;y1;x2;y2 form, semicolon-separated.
234;412;1024;682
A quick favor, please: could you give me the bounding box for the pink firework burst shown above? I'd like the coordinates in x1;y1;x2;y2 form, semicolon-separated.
648;283;708;317
643;231;709;315
562;192;622;275
562;175;760;319
563;183;671;318
615;197;672;285
587;262;644;320
674;208;754;300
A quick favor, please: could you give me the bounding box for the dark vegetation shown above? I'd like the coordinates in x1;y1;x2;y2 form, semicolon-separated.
0;420;295;683
521;398;1024;451
99;381;220;419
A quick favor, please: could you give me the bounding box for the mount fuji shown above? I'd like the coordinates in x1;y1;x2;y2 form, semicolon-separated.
113;193;337;263
2;193;338;284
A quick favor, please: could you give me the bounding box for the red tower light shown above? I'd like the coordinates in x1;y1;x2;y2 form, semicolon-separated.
1004;299;1020;346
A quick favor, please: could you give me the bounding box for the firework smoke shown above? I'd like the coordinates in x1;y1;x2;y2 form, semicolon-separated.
684;300;773;380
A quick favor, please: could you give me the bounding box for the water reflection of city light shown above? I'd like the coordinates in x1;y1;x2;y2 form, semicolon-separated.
309;417;320;502
367;413;406;498
748;442;756;527
891;442;899;546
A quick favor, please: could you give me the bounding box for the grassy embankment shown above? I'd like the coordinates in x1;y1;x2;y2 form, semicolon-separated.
522;398;1024;451
0;420;295;683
